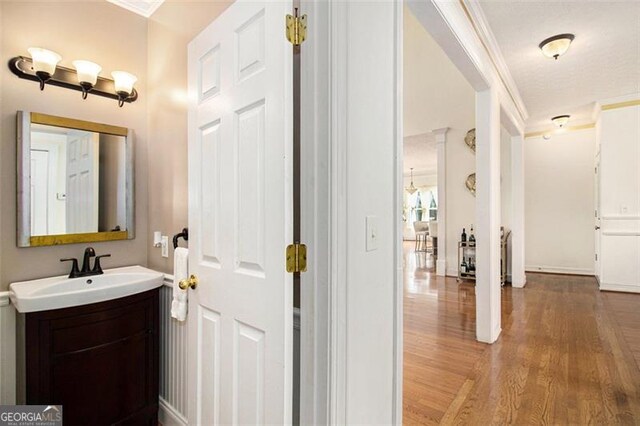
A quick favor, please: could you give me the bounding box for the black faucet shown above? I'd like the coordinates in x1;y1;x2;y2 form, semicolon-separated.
60;247;111;278
80;247;96;275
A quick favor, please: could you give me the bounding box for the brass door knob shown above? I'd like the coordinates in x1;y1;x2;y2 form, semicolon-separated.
178;274;198;290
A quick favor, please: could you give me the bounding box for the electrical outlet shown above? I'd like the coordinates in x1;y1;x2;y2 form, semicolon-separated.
161;236;169;258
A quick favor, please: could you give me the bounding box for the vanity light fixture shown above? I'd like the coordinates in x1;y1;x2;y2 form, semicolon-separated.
406;168;418;195
111;71;138;107
551;115;571;128
27;47;62;90
8;49;138;107
72;60;102;99
539;34;575;60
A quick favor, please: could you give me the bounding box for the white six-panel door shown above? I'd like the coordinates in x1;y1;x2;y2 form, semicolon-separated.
187;0;293;424
66;131;99;233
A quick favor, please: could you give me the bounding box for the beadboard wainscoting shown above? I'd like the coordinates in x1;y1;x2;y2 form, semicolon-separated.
159;276;188;426
0;292;16;404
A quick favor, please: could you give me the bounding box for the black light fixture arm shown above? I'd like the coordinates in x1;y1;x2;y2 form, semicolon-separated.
8;56;138;105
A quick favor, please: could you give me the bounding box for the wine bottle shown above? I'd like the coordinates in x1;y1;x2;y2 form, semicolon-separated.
469;257;474;273
469;225;475;243
461;228;467;243
461;258;467;274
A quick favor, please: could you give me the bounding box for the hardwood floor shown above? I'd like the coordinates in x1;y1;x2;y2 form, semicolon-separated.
402;243;640;425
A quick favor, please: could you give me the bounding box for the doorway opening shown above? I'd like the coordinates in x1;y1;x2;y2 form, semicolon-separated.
400;4;521;422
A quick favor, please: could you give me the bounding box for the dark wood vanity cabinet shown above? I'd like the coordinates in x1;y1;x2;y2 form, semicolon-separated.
26;289;159;426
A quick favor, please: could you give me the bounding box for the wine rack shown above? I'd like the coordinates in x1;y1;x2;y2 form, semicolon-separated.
457;231;510;285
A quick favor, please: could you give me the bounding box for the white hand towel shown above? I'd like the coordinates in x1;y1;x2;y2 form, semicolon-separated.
171;247;189;321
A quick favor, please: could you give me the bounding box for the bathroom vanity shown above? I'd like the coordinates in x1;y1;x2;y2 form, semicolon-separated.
10;266;163;425
25;289;159;425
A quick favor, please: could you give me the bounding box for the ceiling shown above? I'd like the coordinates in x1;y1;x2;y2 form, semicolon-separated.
480;0;640;132
404;133;437;176
107;0;165;18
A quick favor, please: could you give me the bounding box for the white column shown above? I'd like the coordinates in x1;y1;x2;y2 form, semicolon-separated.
511;134;526;288
475;88;502;344
433;127;448;276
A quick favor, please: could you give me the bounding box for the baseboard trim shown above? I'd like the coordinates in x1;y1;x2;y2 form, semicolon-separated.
599;283;640;294
159;397;187;426
525;265;594;276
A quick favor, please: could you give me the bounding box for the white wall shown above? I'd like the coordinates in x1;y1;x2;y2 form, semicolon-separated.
403;6;476;276
598;102;640;292
525;129;596;275
500;126;512;278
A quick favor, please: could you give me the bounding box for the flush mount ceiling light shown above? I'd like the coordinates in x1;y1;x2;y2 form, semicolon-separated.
8;48;138;107
539;33;575;60
406;168;418;195
551;115;571;128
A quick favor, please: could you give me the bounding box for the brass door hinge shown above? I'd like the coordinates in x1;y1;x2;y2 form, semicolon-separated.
286;243;307;273
286;8;307;46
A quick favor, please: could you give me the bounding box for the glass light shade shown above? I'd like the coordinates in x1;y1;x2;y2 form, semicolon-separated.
539;34;575;60
551;115;570;128
111;71;137;95
27;47;62;75
73;60;102;85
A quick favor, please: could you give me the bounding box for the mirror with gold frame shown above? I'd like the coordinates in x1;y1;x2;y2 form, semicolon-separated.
17;111;134;247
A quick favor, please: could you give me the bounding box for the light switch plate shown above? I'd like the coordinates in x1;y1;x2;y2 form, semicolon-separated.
161;236;169;258
366;215;379;252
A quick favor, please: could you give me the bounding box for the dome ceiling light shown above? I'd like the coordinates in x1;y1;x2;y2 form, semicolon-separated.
539;33;575;60
551;115;571;128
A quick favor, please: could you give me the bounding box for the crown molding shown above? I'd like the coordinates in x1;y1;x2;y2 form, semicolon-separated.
461;0;529;124
107;0;164;18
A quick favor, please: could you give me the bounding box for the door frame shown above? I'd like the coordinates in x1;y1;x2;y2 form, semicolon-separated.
300;0;528;423
299;0;404;423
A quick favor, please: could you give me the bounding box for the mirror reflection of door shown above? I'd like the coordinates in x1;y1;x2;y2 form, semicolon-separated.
30;150;50;235
66;130;99;233
30;130;68;235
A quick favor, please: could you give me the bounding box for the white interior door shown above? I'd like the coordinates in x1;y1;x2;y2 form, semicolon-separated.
66;131;99;233
30;150;49;235
187;0;293;424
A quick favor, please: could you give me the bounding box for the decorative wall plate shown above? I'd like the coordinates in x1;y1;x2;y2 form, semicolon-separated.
465;128;476;153
465;173;476;196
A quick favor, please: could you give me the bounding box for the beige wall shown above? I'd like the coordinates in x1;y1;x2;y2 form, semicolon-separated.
0;1;233;290
146;0;231;273
403;7;476;276
0;1;148;290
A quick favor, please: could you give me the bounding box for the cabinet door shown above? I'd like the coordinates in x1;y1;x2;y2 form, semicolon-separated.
26;290;159;426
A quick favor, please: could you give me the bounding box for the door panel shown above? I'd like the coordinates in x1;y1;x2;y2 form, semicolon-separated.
188;1;293;424
66;131;99;233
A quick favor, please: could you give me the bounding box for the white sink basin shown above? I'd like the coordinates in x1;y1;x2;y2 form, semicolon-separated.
10;265;164;313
